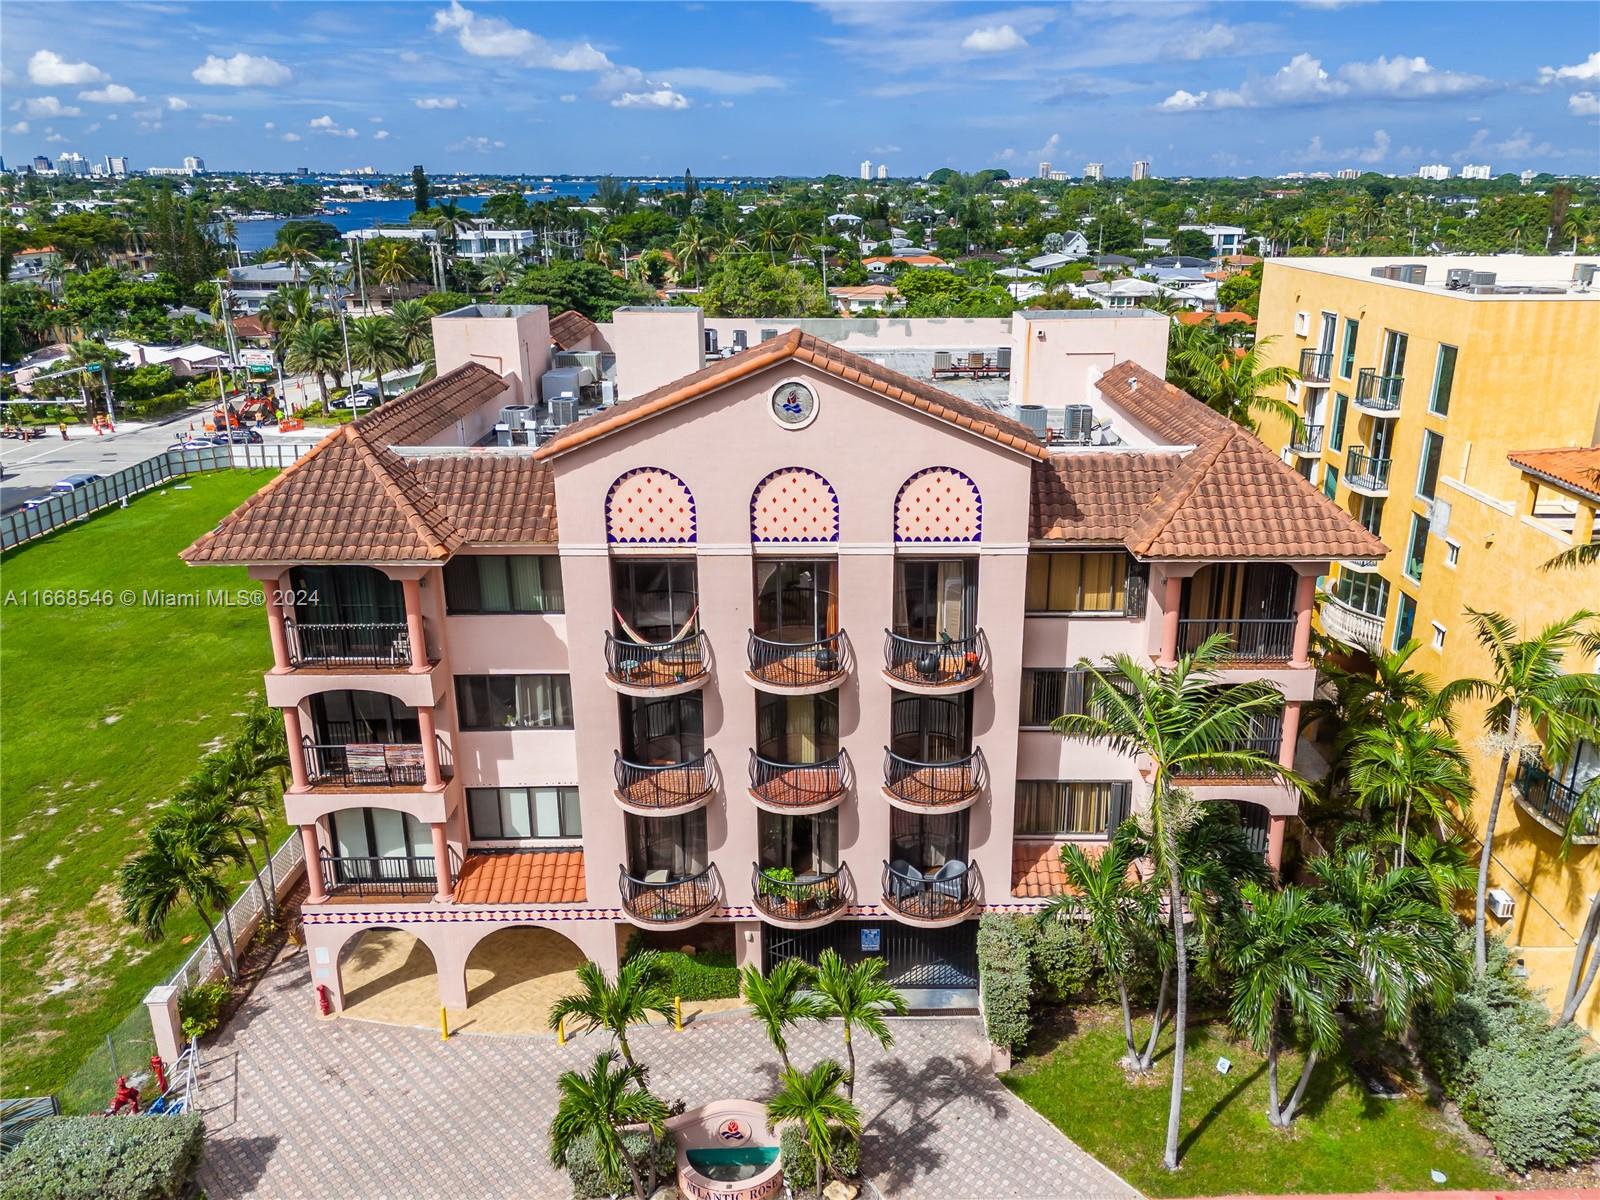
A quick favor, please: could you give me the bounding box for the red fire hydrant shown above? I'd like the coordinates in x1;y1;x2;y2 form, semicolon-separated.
150;1054;168;1095
316;984;332;1016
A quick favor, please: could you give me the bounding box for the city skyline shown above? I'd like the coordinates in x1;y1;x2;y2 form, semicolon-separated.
0;1;1596;178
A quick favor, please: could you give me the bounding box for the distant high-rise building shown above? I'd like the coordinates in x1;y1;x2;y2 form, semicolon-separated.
1082;162;1104;182
876;163;888;180
859;159;872;180
31;155;52;173
296;166;310;177
1048;170;1069;181
56;151;90;177
1336;168;1360;180
106;155;130;176
1520;169;1536;186
1036;161;1051;179
1460;163;1492;181
183;155;206;173
1131;159;1151;181
1417;163;1451;181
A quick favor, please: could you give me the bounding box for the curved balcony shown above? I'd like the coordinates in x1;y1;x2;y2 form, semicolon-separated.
613;751;717;816
746;630;849;694
604;630;709;697
618;864;722;929
752;863;852;929
1515;752;1598;844
882;630;988;694
882;747;986;813
881;860;982;927
748;750;850;814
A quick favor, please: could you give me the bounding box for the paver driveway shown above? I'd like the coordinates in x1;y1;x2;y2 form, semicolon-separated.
196;950;1137;1200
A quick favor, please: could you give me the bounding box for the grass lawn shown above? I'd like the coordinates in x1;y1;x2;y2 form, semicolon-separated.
1003;1007;1505;1197
1;470;282;1100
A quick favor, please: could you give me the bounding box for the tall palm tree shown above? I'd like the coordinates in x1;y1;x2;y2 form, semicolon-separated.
431;200;472;255
274;225;318;284
1224;883;1351;1127
751;208;786;264
547;952;674;1071
372;241;418;296
388;298;434;365
119;820;243;983
672;217;711;286
348;315;405;404
740;958;828;1075
1170;333;1299;430
225;701;289;916
812;949;908;1100
1346;707;1473;866
548;1051;668;1200
1041;823;1156;1068
284;319;343;407
1445;608;1600;974
474;253;523;296
168;771;272;923
1054;635;1304;1171
765;1060;861;1200
66;339;124;418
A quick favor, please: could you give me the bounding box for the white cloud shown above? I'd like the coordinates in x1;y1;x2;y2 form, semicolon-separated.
200;113;234;126
282;132;302;142
45;133;67;144
448;134;505;152
264;121;276;129
1291;128;1391;165
28;49;107;86
559;93;577;103
1539;51;1600;85
651;67;782;94
374;128;391;139
1159;52;1491;111
6;121;29;135
1164;23;1240;61
432;0;610;70
369;115;384;123
21;96;81;118
79;83;141;104
1572;91;1600;116
309;114;337;128
192;52;292;87
310;114;359;137
961;24;1028;54
611;87;690;110
414;97;460;109
166;96;190;111
1157;89;1208;112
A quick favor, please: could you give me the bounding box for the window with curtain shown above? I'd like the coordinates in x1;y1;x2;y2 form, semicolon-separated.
310;690;419;744
329;807;431;860
756;690;839;763
467;786;581;840
754;559;837;640
626;810;708;878
289;565;405;624
1025;552;1128;613
1015;781;1130;836
893;559;974;641
889;809;968;869
444;556;564;613
757;810;839;875
455;674;574;730
1019;669;1090;726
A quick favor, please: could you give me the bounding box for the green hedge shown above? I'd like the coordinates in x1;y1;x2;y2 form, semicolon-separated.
978;913;1033;1051
1419;940;1600;1172
564;1129;675;1199
622;936;739;1002
779;1124;860;1190
1020;914;1096;1002
1;1115;204;1200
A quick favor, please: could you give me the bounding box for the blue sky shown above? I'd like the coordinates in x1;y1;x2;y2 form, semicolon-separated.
2;1;1597;178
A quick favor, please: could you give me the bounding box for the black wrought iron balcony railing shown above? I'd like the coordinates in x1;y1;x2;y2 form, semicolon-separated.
1176;616;1298;662
613;751;716;811
1516;753;1597;840
883;747;986;809
302;739;429;787
883;630;988;687
285;620;411;668
1298;350;1333;383
1355;367;1403;411
748;750;849;809
605;629;708;689
1289;422;1324;455
1346;447;1393;492
747;629;848;688
1172;716;1285;780
619;864;722;924
752;863;850;922
881;859;982;921
319;850;444;898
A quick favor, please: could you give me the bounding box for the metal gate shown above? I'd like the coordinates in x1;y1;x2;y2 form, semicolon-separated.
763;919;978;989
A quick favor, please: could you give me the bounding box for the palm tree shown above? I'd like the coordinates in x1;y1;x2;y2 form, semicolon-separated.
740;958;829;1075
548;1051;668;1200
222;216;239;267
348;316;405;404
225;702;289;916
431;200;472;255
1170;333;1299;430
1054;635;1304;1171
812;949;908;1100
1345;707;1473;866
66;339;125;418
1444;608;1600;974
168;770;272;923
751;208;785;264
1224;883;1351;1127
284;319;343;407
672;217;711;286
474;253;523;297
372;241;418;297
119;820;243;983
547;952;674;1071
274;225;318;284
1041;823;1156;1068
1401;830;1478;912
765;1060;861;1200
388;298;434;365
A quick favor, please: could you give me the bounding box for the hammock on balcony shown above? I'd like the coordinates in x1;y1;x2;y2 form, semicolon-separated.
613;605;699;648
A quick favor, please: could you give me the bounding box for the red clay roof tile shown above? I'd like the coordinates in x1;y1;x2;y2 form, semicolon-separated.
1507;446;1600;502
454;849;586;905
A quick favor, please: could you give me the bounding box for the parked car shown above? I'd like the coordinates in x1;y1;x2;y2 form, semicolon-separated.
22;473;102;509
211;429;264;445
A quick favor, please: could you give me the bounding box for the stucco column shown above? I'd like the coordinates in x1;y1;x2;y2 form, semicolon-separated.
1158;574;1184;666
1266;816;1288;875
282;706;309;791
264;581;292;670
143;984;184;1065
1290;573;1317;669
402;577;429;672
431;821;454;902
1278;700;1302;769
733;920;763;973
301;823;328;903
417;705;443;789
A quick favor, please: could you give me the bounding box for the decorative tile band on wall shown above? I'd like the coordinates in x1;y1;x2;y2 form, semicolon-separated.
893;466;983;543
303;900;1049;925
750;466;841;543
606;467;698;543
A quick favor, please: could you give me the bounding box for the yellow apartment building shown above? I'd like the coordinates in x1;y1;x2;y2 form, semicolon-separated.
1254;255;1600;1032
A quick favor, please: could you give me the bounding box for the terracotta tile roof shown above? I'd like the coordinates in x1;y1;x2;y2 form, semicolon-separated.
1095;361;1236;446
1507;446;1600;502
1012;841;1070;898
231;315;270;340
862;254;946;266
1175;310;1256;326
454;850;586;905
535;329;1049;462
548;309;598;350
409;455;558;543
1030;453;1184;542
355;362;509;447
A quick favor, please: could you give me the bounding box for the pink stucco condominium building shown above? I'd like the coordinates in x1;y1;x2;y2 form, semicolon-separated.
183;304;1384;1010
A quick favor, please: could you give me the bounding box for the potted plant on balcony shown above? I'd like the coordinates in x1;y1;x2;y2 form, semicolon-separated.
760;867;799;917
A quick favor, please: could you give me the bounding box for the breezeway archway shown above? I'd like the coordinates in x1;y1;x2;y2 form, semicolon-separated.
454;926;588;1033
338;928;441;1024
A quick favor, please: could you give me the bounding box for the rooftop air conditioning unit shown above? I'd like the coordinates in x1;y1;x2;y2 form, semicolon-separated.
550;396;580;427
1370;266;1389;278
995;346;1012;371
1062;404;1094;445
704;329;719;355
1400;265;1427;284
500;405;532;431
1445;268;1474;290
732;329;749;351
1015;404;1048;441
1486;887;1515;921
933;351;952;373
1471;271;1497;288
760;328;779;342
1574;263;1597;289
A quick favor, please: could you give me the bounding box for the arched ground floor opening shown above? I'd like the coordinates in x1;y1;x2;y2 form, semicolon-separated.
340;928;439;1022
456;926;588;1033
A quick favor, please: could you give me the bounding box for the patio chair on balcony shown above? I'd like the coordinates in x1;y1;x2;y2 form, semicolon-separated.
930;860;966;901
888;859;922;899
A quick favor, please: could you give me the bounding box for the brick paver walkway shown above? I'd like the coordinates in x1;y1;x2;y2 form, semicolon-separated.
196;950;1137;1199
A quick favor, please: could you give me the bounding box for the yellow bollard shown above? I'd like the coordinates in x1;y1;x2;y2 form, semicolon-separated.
440;1006;450;1041
558;1017;566;1046
674;995;683;1032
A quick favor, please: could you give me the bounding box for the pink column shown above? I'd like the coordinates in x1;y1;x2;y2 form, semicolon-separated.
1266;816;1288;875
301;823;328;903
282;706;309;791
417;705;443;789
264;579;291;670
1278;700;1303;769
402;577;429;673
1158;574;1184;666
431;822;454;902
1290;574;1317;669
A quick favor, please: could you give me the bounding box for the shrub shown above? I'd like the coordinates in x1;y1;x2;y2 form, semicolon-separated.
623;935;739;1002
978;913;1033;1051
564;1128;675;1199
1021;915;1096;1002
1;1115;204;1200
178;980;231;1042
779;1124;860;1190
